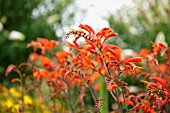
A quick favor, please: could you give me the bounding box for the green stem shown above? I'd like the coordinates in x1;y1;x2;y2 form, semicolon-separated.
89;85;97;102
122;90;128;112
115;89;123;113
52;98;57;113
103;61;123;113
66;83;75;113
99;77;108;113
95;46;123;113
17;69;24;113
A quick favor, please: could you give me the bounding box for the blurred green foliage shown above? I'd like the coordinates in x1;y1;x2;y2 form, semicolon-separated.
107;0;170;51
0;0;75;81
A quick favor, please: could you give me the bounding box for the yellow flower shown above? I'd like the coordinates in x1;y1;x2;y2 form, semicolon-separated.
5;99;13;108
43;109;51;113
10;88;21;97
24;95;32;104
11;104;20;113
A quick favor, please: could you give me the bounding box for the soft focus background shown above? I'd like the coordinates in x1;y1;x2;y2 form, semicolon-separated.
0;0;170;112
0;0;77;81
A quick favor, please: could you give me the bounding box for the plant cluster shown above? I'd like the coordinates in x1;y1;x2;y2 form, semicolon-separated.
4;24;170;113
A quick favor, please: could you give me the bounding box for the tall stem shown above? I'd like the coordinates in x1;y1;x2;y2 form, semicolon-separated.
89;85;97;102
52;98;57;113
50;88;57;113
66;84;75;113
72;68;97;102
96;46;123;113
92;68;118;102
103;61;123;113
17;69;24;113
122;90;128;112
154;59;166;78
115;89;123;113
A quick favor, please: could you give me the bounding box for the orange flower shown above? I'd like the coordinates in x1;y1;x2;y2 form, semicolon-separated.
139;48;152;57
150;41;167;57
50;72;57;82
55;51;72;62
33;70;49;79
39;56;53;70
102;44;122;62
96;27;118;44
27;38;59;55
78;23;95;35
28;53;39;62
37;38;59;50
66;24;118;49
27;40;43;52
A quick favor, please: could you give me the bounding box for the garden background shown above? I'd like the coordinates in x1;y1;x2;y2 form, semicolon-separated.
0;0;170;113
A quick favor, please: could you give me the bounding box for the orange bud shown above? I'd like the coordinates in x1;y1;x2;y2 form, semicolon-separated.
150;77;167;88
5;64;16;76
11;78;21;83
125;57;142;63
141;80;159;88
